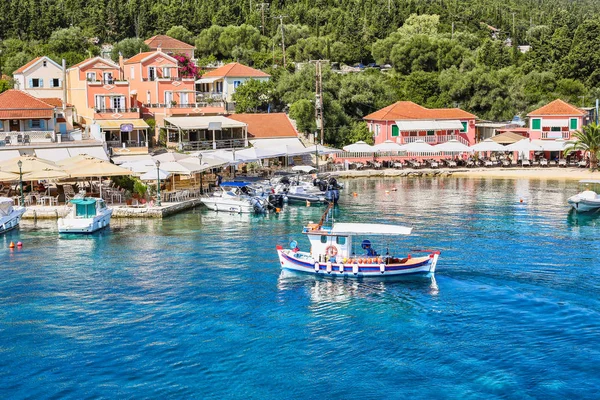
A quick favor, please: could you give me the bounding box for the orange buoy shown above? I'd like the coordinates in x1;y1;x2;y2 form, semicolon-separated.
385;190;390;195
275;207;281;213
9;241;15;249
353;192;358;197
520;199;524;203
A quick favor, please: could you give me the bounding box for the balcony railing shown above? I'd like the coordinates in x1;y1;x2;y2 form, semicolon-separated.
541;131;570;139
175;139;246;151
142;103;220;109
402;135;469;146
0;131;56;145
197;93;224;101
95;108;139;113
106;140;147;148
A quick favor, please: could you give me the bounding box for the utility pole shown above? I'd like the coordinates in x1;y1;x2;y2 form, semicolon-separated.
256;3;269;35
451;21;454;40
310;60;329;146
273;15;288;67
512;12;516;38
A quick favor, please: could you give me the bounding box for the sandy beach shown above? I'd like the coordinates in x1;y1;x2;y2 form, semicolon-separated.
332;167;600;181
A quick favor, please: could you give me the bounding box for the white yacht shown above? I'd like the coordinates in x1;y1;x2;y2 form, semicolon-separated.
0;197;26;235
201;182;269;213
58;197;112;234
568;180;600;213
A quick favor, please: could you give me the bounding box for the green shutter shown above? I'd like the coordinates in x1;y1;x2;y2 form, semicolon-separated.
461;121;468;132
532;118;541;130
391;125;399;137
570;118;578;130
427;130;435;136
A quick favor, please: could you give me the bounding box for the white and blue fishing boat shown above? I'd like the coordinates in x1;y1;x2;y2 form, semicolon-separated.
0;197;26;235
277;206;440;277
58;197;112;234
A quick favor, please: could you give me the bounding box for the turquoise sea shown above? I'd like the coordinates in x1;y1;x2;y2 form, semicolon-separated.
1;177;599;399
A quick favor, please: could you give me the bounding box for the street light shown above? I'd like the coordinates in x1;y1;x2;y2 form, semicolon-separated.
155;159;161;207
17;160;24;206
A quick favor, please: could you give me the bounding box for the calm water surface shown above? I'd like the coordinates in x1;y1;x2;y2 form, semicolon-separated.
1;177;599;399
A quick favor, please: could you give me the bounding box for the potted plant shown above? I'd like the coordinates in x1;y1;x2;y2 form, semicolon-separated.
170;100;177;107
124;190;133;205
133;180;147;201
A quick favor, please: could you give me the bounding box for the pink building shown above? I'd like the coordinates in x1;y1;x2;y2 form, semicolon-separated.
363;101;477;146
526;99;585;140
144;35;196;60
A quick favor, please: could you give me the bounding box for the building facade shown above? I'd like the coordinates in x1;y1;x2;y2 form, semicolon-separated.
144;35;196;59
363;101;477;146
197;63;271;103
526;99;585;140
13;56;65;100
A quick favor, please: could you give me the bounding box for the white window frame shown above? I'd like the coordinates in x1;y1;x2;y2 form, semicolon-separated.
95;95;104;111
180;92;188;105
146;91;151;104
164;91;173;106
51;78;61;88
31;78;41;88
130;66;135;80
233;80;242;89
148;67;156;81
112;96;124;111
87;72;96;82
31;119;41;129
162;67;171;78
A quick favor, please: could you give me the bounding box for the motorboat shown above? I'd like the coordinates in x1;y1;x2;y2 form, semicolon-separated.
0;197;26;235
201;182;271;213
276;205;440;277
568;180;600;212
58;197;112;234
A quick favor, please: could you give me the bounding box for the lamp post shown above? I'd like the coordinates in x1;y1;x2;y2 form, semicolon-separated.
155;160;161;207
17;160;24;206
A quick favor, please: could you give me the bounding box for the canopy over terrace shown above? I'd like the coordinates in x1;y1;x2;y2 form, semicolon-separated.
470;138;507;152
399;140;439;155
95;119;150;149
164;116;248;151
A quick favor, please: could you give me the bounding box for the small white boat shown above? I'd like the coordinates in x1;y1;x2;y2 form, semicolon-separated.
58;197;112;234
0;197;26;235
277;206;440;278
201;182;269;213
568;180;600;213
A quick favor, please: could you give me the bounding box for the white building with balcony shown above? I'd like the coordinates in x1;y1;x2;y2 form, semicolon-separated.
13;56;65;99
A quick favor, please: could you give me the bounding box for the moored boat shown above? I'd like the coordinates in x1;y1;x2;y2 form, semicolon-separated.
58;197;112;234
276;206;440;278
201;182;270;213
568;180;600;213
0;197;26;235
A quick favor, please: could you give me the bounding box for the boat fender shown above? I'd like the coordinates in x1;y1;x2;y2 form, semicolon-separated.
407;254;411;259
380;264;385;274
314;262;320;272
352;263;359;275
17;242;22;248
9;241;15;249
326;262;332;273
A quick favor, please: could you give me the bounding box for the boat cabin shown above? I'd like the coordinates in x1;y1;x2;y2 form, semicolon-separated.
70;198;106;218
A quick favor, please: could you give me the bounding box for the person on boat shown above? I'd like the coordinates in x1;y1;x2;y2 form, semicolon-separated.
215;174;223;187
362;240;377;256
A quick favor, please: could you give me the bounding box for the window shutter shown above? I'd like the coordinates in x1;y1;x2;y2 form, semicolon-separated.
29;120;33;128
391;125;399;137
461;121;468;132
532;119;541;130
40;119;45;130
39;79;44;88
28;78;33;88
570;118;578;130
0;121;3;131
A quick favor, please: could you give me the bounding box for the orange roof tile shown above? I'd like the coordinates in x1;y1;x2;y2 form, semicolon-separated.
227;113;298;138
123;52;155;64
0;90;54;119
145;35;195;50
364;101;476;121
527;99;585;116
69;56;118;70
39;98;73;108
13;57;43;74
202;63;270;78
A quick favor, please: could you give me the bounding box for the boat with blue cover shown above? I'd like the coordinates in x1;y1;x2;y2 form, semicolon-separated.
58;197;112;234
276;206;440;277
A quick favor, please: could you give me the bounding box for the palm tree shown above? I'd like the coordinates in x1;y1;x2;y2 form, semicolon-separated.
564;123;600;170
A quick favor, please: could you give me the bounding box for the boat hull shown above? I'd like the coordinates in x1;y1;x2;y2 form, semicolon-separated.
201;198;257;213
58;209;113;234
0;207;26;235
277;250;438;278
568;198;600;212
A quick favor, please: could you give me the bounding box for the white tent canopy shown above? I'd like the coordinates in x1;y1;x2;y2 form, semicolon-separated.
374;140;404;152
434;139;472;153
505;139;543;152
140;168;171;181
120;160;155;174
470;138;507;152
304;144;342;155
234;147;286;162
399;140;439;153
343;141;377;153
532;139;568;152
164;116;247;130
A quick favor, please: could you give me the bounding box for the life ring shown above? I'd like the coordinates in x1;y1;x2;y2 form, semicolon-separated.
325;245;338;257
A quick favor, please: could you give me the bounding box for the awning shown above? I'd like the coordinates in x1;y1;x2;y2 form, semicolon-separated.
111;154;153;165
164;116;247;130
96;119;150;130
542;119;568;127
250;138;307;155
67;147;109;160
395;120;463;131
0;150;21;162
195;77;220;84
34;148;71;162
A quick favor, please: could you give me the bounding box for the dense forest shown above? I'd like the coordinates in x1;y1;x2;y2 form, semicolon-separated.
1;0;600;144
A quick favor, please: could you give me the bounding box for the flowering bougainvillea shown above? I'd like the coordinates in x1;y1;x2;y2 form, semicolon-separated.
174;54;200;78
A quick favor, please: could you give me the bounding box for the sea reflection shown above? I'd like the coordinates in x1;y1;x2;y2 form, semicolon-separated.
566;209;600;228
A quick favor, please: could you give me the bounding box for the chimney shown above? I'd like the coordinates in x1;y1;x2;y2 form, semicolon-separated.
118;52;124;80
157;43;162;53
62;59;67;111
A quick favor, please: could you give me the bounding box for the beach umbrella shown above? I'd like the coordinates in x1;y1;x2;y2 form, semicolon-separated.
0;155;59;174
140;168;171;181
374;140;404;152
158;161;205;175
505;139;543;152
23;168;70;181
434;139;473;153
470;138;506;152
152;152;190;163
120;160;155;174
180;155;228;171
342;141;376;153
57;154;101;166
399;140;438;153
64;159;133;178
532;139;568;152
0;170;19;181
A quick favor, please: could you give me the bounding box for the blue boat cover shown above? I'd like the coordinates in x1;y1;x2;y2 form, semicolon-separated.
220;182;251;187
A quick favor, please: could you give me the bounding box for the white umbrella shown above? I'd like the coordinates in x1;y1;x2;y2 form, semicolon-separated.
234;147;286;162
342;141;376;153
434;139;473;153
140;168;171;181
180;155;228;171
531;139;567;152
505;139;543;152
470;138;507;152
159;161;204;175
120;160;155;174
292;165;317;173
153;152;190;162
374;140;404;152
303;144;342;155
399;140;438;153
